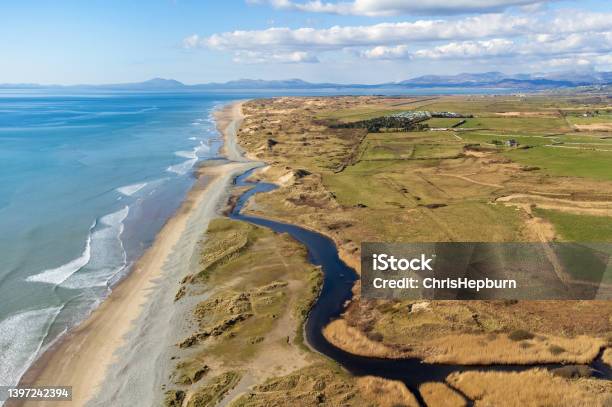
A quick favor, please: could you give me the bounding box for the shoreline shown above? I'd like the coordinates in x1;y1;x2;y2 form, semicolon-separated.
217;100;250;162
15;101;256;407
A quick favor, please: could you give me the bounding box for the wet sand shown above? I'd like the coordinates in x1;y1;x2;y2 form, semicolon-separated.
216;101;250;162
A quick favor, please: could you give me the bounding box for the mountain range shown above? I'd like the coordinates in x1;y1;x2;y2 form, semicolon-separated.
2;71;611;91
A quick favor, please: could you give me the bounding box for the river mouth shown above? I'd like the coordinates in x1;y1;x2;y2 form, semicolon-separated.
229;168;611;405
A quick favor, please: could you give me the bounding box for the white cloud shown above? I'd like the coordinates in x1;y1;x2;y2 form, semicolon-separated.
413;38;513;59
550;11;612;34
188;14;531;51
541;57;594;68
361;45;411;59
182;34;200;48
233;50;320;63
187;11;612;52
363;32;612;61
188;8;612;70
249;0;553;16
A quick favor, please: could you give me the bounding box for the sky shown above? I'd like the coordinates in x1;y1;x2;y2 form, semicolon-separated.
1;0;611;84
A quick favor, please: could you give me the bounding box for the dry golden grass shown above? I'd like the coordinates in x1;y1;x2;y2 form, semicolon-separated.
338;299;611;365
447;369;612;407
495;111;560;117
425;333;605;365
603;348;612;367
575;123;612;131
497;193;612;217
323;316;604;365
231;363;372;406
357;376;419;407
322;319;408;358
419;382;467;407
186;371;242;407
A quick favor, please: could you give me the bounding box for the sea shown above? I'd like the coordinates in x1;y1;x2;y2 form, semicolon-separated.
0;90;250;389
0;86;515;391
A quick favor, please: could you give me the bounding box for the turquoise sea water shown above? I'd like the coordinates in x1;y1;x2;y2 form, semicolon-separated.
0;90;244;388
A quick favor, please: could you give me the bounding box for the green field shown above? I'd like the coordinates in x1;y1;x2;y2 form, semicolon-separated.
460;131;556;147
412;143;463;159
360;139;415;160
462;117;569;133
556;134;612;144
534;208;612;242
534;208;612;283
565;112;612;125
320;129;525;242
503;145;612;181
426;117;465;128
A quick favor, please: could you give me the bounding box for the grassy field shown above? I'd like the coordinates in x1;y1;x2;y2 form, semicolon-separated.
504;145;612;181
235;94;612;402
566;112;612;125
425;117;465;128
462;116;570;133
239;94;612;248
534;208;612;241
532;208;612;283
459;131;557;147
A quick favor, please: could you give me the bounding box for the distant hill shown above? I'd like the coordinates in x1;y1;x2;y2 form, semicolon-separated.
191;78;375;90
402;71;508;85
1;71;610;91
81;78;187;90
110;78;186;89
397;71;612;88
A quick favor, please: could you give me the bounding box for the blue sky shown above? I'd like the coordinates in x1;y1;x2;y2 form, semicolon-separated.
1;0;611;84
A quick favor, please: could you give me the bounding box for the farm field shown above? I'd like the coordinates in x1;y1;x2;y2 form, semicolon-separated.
504;147;612;181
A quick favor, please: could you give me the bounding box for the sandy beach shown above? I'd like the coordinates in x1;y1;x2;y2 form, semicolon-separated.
217;101;249;162
16;101;256;407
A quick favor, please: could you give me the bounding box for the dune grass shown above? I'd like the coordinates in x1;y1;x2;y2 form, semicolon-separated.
230;362;421;407
166;218;324;404
603;348;612;367
186;371;242;407
447;369;612;407
425;333;605;365
419;382;467;407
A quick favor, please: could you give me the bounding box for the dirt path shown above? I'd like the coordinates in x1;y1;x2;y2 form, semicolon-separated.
545;144;612;152
497;193;612;217
439;173;504;189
